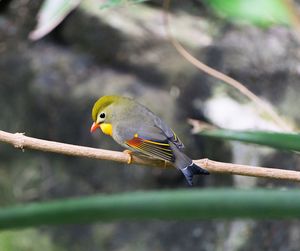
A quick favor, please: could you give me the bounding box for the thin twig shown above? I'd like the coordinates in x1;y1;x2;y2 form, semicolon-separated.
162;0;293;132
282;0;300;39
1;130;300;182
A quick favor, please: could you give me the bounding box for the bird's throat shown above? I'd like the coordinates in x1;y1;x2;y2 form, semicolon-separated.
100;123;113;136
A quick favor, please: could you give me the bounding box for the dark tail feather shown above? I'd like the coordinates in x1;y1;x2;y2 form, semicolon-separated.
181;163;209;186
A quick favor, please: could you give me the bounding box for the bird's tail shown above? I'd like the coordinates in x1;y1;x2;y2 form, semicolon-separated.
181;163;209;186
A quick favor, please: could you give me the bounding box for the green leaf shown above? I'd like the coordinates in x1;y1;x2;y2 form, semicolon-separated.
204;0;291;27
29;0;81;40
196;129;300;152
1;189;300;229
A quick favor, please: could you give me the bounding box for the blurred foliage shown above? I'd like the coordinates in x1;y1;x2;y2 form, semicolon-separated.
0;229;63;251
204;0;291;27
101;0;293;28
30;0;293;40
195;129;300;152
100;0;148;9
29;0;81;40
1;189;300;230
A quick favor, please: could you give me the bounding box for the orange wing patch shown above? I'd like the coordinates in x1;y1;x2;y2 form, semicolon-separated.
126;137;144;148
125;137;175;162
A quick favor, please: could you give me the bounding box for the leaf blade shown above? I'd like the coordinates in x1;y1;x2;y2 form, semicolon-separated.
1;189;300;230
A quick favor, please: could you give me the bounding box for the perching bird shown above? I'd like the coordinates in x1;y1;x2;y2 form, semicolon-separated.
90;95;209;185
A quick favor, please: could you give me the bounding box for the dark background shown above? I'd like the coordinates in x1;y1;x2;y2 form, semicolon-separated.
1;0;300;250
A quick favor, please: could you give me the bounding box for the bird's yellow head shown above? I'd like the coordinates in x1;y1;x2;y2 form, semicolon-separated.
90;95;121;136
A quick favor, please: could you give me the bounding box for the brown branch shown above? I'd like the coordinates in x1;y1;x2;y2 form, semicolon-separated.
1;130;300;182
162;0;293;132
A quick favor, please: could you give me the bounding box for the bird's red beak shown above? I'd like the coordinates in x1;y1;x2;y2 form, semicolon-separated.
90;122;99;133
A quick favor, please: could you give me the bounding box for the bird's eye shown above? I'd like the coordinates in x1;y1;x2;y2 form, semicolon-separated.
99;112;105;119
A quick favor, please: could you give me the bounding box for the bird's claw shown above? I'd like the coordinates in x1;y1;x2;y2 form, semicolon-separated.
123;150;133;164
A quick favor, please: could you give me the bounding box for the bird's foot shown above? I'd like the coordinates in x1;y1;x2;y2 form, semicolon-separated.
164;160;167;168
123;150;133;164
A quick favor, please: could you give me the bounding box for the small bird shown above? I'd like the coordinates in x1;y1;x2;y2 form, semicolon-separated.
90;95;209;185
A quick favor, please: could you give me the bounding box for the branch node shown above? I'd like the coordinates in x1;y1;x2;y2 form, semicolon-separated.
13;132;25;150
202;158;209;169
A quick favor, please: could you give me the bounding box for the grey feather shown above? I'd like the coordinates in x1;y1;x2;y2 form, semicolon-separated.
154;116;184;149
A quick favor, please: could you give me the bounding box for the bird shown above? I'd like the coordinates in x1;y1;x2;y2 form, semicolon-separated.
90;95;209;185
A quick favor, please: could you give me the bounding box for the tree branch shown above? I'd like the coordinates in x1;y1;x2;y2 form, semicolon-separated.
0;130;300;182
